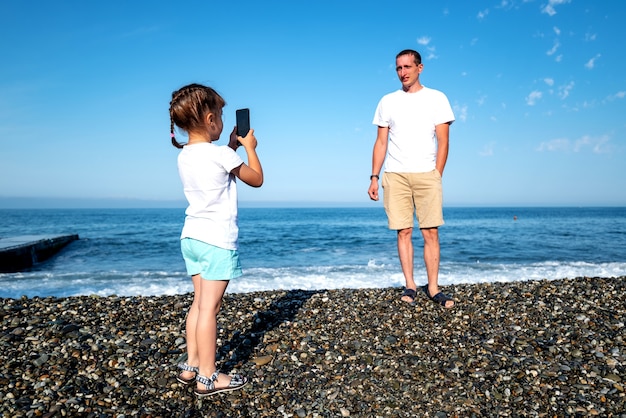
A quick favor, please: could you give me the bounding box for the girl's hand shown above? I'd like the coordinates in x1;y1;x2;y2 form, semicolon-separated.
228;126;239;150
228;126;257;151
237;128;257;150
230;127;263;187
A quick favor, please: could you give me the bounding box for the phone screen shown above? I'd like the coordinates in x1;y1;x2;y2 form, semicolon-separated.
236;108;250;137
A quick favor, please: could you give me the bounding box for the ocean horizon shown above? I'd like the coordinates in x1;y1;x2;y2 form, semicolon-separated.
1;206;625;299
3;196;626;209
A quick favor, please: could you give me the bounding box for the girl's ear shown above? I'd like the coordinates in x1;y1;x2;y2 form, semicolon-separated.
205;112;214;126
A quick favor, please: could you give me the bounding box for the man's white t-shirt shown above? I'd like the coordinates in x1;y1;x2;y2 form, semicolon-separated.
177;142;244;250
373;86;455;173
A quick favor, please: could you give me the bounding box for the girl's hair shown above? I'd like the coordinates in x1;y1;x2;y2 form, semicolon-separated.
169;83;226;148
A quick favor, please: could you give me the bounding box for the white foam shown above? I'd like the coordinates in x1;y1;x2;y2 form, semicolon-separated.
2;261;625;299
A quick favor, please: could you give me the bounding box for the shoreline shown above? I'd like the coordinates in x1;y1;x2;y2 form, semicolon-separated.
1;276;624;417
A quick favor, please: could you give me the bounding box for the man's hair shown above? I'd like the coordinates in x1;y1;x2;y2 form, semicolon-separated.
396;49;422;65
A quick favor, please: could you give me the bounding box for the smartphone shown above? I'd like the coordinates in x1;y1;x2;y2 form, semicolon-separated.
236;108;250;137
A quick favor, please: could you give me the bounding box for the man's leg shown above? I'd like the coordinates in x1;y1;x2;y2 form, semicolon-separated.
421;227;453;308
398;227;416;303
384;172;418;303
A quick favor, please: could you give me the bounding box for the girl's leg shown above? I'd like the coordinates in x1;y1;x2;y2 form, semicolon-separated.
179;274;203;381
196;278;233;389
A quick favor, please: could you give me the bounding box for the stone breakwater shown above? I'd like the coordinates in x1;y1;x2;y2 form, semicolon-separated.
1;277;624;418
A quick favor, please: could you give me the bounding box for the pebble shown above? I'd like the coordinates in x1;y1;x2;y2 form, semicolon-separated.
0;276;625;417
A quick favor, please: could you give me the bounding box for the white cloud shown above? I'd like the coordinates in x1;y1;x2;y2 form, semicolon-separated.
585;32;597;41
498;0;511;9
546;40;560;56
553;26;561;36
537;134;612;154
526;90;543;106
424;46;438;60
416;37;438;59
477;9;489;20
574;135;611;154
544;78;554;86
600;91;625;104
542;5;556;16
536;138;568;152
582;99;597;109
417;36;431;46
558;81;574;99
454;103;468;122
585;54;601;69
479;141;496;157
541;0;571;16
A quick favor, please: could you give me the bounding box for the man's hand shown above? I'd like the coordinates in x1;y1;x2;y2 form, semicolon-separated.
368;179;379;201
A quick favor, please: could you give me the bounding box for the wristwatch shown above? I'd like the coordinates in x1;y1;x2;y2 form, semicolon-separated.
370;174;380;180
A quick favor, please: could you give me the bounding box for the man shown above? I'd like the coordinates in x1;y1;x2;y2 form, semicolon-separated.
368;49;455;308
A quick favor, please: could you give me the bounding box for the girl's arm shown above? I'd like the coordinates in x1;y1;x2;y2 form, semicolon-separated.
230;127;263;187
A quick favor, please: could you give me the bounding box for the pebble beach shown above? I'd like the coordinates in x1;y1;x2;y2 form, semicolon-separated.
1;276;625;417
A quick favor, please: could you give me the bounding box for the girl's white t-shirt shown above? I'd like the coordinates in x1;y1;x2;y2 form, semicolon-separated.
177;142;244;250
373;87;455;173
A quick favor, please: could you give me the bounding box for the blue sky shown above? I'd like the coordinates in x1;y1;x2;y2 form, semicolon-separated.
1;0;625;208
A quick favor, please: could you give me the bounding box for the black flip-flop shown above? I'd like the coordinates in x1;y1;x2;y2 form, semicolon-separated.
401;287;417;305
424;286;455;309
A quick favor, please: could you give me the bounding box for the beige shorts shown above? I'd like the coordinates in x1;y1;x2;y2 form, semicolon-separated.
382;171;444;230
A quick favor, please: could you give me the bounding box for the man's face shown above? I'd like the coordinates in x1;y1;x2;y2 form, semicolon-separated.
396;54;423;90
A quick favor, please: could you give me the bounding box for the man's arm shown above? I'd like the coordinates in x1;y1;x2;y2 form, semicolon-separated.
368;126;389;201
435;122;450;176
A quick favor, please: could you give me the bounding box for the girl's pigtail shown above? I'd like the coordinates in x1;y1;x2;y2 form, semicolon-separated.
171;132;183;149
170;106;184;149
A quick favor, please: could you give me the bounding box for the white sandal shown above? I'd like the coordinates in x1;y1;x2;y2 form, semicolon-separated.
194;370;248;397
176;363;198;385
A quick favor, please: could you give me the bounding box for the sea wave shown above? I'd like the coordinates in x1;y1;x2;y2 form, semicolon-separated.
2;260;624;299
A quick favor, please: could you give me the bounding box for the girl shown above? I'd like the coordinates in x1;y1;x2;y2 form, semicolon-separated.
169;83;263;397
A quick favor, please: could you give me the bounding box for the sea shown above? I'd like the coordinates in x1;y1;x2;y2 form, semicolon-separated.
1;207;625;299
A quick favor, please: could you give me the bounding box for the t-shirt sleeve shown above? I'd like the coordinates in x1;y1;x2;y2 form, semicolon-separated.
219;146;245;173
372;97;389;128
434;91;455;126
